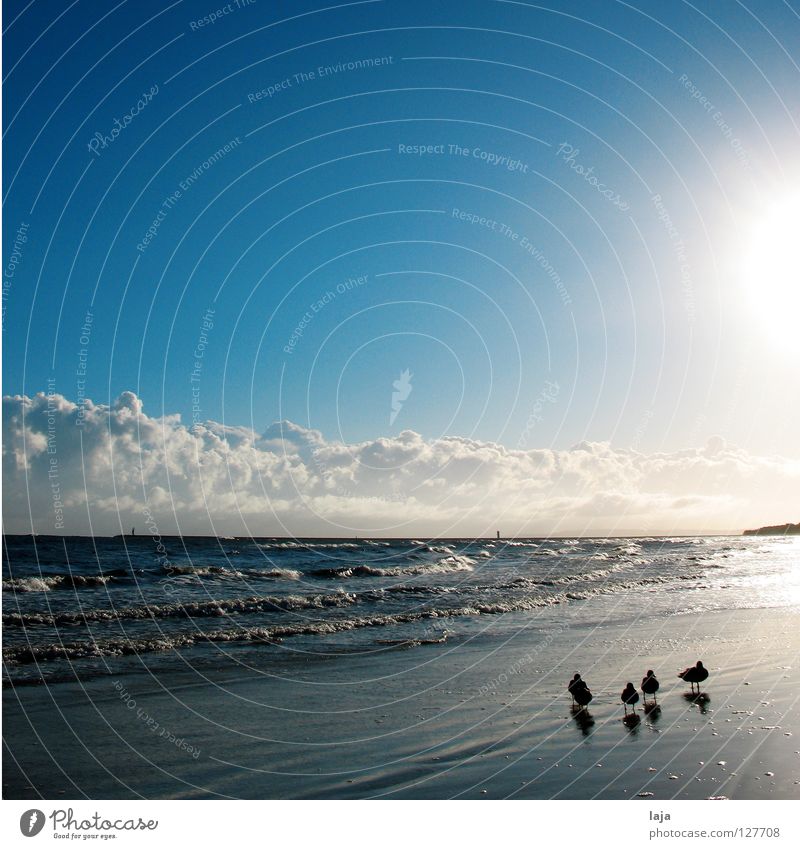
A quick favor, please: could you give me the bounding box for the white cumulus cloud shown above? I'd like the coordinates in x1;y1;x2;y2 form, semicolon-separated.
3;391;798;537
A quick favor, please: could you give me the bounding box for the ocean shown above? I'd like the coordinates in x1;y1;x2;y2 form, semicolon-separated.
4;534;798;688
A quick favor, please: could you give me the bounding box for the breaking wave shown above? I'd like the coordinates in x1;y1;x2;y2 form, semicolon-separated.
3;592;356;628
310;555;475;579
3;573;117;592
165;564;301;580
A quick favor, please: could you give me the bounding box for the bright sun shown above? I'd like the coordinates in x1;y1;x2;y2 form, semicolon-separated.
742;192;800;347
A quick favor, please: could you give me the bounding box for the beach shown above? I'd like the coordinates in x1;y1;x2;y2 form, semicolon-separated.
4;600;798;800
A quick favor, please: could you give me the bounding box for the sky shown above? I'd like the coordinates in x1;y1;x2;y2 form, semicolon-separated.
3;0;800;536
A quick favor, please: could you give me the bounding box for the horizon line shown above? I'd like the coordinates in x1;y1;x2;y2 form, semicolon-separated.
2;531;761;539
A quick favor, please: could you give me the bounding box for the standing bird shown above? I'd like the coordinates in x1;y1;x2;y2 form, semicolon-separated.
567;673;592;708
567;673;582;707
574;683;593;708
641;670;660;705
621;682;639;715
678;661;709;694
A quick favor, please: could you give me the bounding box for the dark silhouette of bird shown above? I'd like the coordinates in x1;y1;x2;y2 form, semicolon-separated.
574;681;592;708
567;673;593;708
575;684;593;707
641;670;660;704
621;682;639;715
567;673;582;706
678;661;709;694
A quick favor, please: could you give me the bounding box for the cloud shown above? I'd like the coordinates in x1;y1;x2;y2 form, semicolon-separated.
3;391;799;536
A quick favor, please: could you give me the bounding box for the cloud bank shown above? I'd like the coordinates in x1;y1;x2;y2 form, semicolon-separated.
3;391;798;536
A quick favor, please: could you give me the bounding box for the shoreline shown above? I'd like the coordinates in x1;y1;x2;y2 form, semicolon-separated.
4;605;799;800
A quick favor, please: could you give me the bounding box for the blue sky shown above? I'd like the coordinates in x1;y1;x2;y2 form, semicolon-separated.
4;0;800;463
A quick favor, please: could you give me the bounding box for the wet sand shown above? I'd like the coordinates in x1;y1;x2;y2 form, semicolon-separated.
4;607;799;799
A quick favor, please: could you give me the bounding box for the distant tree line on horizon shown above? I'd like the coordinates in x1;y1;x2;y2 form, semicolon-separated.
743;522;800;536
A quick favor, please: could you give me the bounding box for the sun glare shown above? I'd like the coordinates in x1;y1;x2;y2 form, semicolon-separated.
742;192;800;347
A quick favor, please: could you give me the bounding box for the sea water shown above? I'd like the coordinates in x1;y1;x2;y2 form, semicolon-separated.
3;534;798;686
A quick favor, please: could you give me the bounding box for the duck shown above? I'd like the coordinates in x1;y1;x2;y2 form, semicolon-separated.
641;670;660;704
567;673;583;707
573;679;593;708
567;674;593;707
621;682;639;715
574;685;593;708
678;661;709;694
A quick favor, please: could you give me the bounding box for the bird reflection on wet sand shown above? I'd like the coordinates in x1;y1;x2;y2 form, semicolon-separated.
622;713;641;730
570;705;595;736
683;692;711;714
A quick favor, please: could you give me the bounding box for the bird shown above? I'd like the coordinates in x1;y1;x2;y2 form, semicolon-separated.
621;682;639;715
567;673;592;708
641;670;660;704
567;673;582;706
567;672;582;707
573;680;593;708
678;661;709;694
